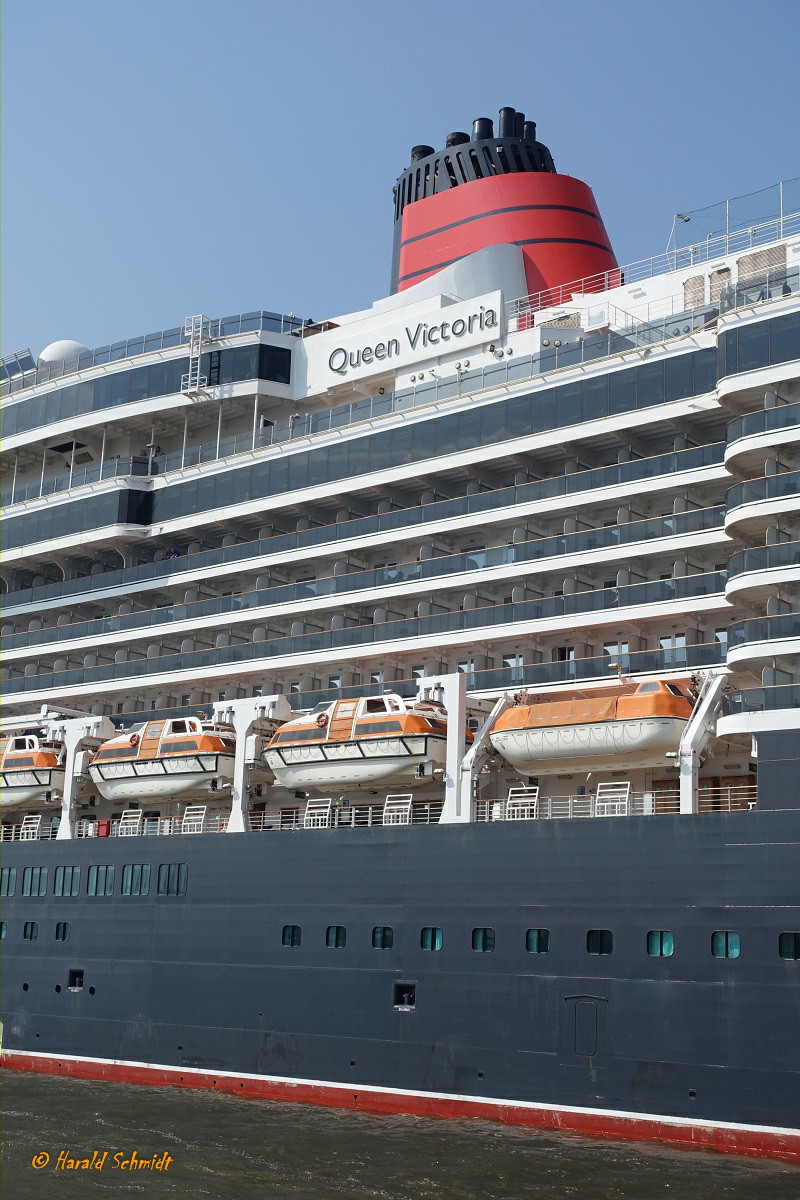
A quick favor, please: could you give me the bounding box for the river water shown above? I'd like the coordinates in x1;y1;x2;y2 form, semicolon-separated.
2;1073;797;1200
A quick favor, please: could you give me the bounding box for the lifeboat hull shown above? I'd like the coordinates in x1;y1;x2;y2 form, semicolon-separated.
0;769;65;809
265;736;445;792
88;755;234;802
490;717;688;775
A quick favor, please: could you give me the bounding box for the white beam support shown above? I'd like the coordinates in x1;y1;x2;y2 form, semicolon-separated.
50;712;116;840
212;695;292;833
678;672;728;814
418;673;469;823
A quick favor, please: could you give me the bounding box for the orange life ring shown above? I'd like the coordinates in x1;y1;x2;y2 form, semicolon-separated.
316;712;329;728
129;733;140;747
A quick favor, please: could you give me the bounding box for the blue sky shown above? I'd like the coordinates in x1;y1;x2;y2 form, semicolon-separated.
4;0;797;357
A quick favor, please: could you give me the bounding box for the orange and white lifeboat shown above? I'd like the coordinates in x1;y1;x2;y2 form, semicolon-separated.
490;681;695;776
0;733;66;809
265;692;470;791
88;716;236;802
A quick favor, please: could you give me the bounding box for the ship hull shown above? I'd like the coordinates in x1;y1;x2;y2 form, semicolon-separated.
2;729;799;1163
490;717;687;774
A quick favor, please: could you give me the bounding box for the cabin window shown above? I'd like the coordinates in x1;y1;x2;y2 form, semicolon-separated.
647;930;675;957
157;863;188;896
54;866;81;897
779;932;800;960
711;930;740;959
0;922;6;939
420;926;443;951
22;866;47;897
326;925;346;948
68;969;84;990
372;926;393;949
0;867;17;897
55;922;71;942
282;924;302;947
87;865;115;897
472;927;495;952
587;929;613;955
23;921;38;941
526;928;551;954
121;864;151;897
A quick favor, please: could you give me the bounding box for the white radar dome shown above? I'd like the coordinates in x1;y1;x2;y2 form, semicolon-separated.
37;338;90;365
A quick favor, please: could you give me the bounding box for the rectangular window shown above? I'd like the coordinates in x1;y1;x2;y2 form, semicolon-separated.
472;927;495;952
326;925;346;948
711;930;740;959
0;867;17;897
587;928;613;955
393;982;416;1009
68;969;84;990
282;924;302;947
55;921;71;942
157;863;188;896
420;926;443;951
372;925;394;949
22;866;47;897
121;864;151;897
647;930;675;957
23;921;38;941
779;932;800;961
526;928;551;954
87;864;115;897
0;922;6;939
54;866;81;897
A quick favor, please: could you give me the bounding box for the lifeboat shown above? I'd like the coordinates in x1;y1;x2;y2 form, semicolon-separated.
490;680;695;775
88;715;236;802
0;733;66;809
265;692;471;791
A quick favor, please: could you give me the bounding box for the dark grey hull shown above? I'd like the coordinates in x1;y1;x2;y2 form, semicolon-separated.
2;732;799;1148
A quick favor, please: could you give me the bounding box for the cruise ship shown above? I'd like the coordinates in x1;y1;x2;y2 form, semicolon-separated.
2;106;799;1163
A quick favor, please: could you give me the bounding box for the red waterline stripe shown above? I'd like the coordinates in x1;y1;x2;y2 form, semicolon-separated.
3;1050;799;1166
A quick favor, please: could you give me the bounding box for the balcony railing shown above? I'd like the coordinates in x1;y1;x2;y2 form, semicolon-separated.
727;470;800;512
1;444;725;612
2;506;726;655
2;572;727;697
727;400;800;447
474;784;756;821
729;612;800;649
724;684;800;714
727;541;800;579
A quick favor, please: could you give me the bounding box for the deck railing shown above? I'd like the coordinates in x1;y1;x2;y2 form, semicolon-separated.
0;786;757;842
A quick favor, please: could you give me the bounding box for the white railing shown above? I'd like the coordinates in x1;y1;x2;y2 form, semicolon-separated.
506;200;800;326
0;786;757;841
474;785;757;822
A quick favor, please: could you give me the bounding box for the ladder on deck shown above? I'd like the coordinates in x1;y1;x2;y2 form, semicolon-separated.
181;314;211;397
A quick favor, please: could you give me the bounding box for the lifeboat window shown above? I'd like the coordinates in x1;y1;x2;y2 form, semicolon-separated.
162;740;200;753
0;867;16;897
637;683;659;693
23;921;38;941
779;932;800;960
364;699;388;713
666;684;685;697
87;865;115;897
325;925;346;949
310;703;330;714
282;924;302;947
7;756;35;767
711;930;740;959
157;863;188;896
372;926;394;949
170;720;188;734
647;930;675;957
420;926;443;952
55;922;71;942
472;927;495;953
526;928;551;954
121;864;151;897
22;866;48;898
13;736;36;750
586;929;613;955
54;866;81;897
